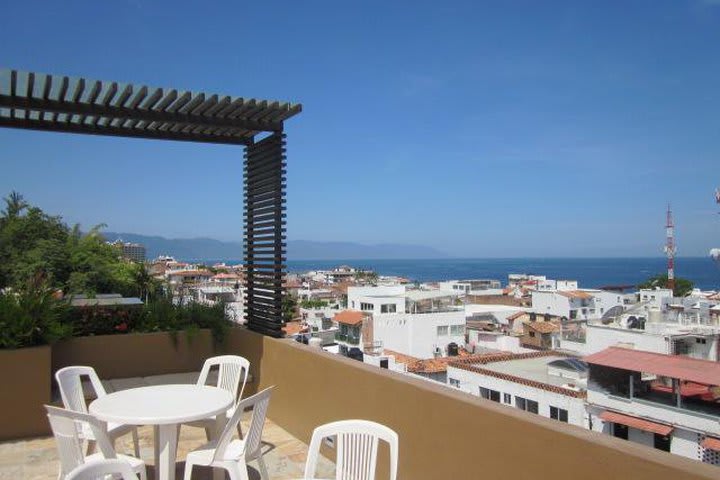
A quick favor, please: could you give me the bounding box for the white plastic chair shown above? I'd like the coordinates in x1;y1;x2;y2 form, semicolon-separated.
181;355;250;439
303;420;399;480
66;459;140;480
55;366;140;457
45;405;147;480
183;386;273;480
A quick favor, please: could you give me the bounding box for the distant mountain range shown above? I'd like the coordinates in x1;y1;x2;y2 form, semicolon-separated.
102;232;448;261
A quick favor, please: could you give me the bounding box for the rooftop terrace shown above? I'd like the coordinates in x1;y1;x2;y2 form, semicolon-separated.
2;328;719;479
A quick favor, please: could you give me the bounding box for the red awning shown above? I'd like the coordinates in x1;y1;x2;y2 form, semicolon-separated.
701;437;720;451
585;347;720;386
599;411;673;436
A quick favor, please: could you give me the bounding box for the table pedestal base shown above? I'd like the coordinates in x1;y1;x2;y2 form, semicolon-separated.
153;425;179;480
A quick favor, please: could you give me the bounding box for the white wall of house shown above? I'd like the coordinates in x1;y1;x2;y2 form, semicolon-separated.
347;286;405;315
639;289;674;309
467;331;532;354
532;291;572;317
447;365;587;428
372;310;466;358
587;404;710;462
532;290;623;321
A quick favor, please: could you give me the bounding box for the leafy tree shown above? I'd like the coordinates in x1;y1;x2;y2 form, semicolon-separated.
282;294;297;322
0;194;70;289
638;274;694;297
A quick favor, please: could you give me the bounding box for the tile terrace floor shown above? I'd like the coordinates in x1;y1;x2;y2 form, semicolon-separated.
0;373;335;480
0;417;335;479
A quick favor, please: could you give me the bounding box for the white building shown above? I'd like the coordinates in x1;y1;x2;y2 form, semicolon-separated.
531;289;624;321
573;318;720;360
638;288;674;310
343;286;466;359
585;347;720;465
438;279;502;296
447;352;589;428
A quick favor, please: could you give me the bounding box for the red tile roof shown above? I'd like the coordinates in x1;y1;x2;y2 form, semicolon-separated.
584;347;720;386
384;349;475;374
282;321;308;336
525;321;560;334
557;290;593;300
599;411;673;436
334;310;365;326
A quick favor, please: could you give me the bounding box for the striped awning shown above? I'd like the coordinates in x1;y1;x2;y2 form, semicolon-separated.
0;68;301;145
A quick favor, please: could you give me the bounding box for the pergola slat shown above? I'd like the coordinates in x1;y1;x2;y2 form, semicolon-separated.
0;68;300;338
115;84;133;107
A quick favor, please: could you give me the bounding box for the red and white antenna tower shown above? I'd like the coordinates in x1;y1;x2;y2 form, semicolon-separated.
664;204;676;292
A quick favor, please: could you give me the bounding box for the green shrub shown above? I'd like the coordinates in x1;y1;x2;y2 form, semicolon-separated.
0;276;72;349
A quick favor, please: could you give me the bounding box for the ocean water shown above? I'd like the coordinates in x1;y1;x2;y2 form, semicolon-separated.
211;257;720;291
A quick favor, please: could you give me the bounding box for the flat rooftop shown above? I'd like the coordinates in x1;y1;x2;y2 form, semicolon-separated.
476;355;581;390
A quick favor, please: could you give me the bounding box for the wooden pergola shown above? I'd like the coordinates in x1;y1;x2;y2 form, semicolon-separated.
0;68;301;337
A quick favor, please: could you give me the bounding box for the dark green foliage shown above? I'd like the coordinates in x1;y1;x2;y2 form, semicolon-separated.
282;294;297;322
638;274;694;297
0;192;230;348
0;274;72;349
299;299;329;309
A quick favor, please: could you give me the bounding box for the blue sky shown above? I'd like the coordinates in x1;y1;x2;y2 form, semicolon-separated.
1;0;719;257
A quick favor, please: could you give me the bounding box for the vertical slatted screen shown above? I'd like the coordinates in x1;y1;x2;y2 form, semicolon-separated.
244;133;287;337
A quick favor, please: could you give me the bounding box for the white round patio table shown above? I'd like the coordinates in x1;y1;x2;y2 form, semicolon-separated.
90;384;233;480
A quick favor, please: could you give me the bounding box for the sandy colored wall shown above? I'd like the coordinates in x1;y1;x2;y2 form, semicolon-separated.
0;346;51;440
226;329;718;480
52;330;219;379
2;328;718;479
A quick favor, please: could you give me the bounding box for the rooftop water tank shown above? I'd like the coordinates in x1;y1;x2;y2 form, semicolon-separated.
447;342;459;356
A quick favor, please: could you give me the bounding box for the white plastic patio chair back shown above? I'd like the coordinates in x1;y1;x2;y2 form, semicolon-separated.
66;459;139;480
197;355;250;411
55;366;108;414
212;386;273;463
304;420;399;480
45;405;117;477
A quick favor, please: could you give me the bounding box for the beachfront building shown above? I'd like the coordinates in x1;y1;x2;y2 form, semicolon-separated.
447;352;589;428
108;239;146;262
438;279;503;296
585;347;720;465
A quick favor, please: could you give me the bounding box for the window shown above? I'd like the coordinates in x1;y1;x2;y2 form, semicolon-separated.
503;393;512;404
380;359;389;369
529;331;536;338
360;302;374;311
449;378;460;388
380;303;396;313
654;433;671;452
515;396;537;414
550;406;568;423
437;325;449;336
479;387;500;403
697;338;707;344
450;325;464;335
613;423;628;440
